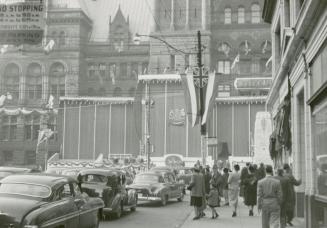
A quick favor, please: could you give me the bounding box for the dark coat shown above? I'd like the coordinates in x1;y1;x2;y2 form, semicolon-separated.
211;172;223;196
189;172;206;197
242;172;257;206
275;175;290;207
204;171;212;194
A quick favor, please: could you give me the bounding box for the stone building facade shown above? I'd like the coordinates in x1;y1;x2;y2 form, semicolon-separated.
263;0;327;225
0;1;149;166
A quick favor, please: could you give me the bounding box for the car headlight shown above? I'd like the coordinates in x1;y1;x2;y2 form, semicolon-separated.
24;226;38;228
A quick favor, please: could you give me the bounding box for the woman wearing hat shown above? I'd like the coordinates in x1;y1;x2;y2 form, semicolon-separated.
188;165;206;220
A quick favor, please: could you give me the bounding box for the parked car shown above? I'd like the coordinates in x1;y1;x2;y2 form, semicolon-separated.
78;169;137;219
129;171;185;206
0;173;104;228
0;166;40;180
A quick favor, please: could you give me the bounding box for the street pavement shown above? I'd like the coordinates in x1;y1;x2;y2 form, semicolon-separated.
99;199;191;228
99;193;305;228
181;196;306;228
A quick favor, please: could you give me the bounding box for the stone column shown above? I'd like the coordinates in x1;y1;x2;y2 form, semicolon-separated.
170;0;175;31
185;0;190;29
202;0;206;30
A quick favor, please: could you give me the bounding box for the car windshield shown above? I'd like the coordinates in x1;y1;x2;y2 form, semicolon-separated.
0;183;51;198
82;174;107;183
134;174;159;183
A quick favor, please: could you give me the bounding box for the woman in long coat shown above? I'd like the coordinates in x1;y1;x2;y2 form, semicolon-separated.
242;165;257;216
189;166;206;220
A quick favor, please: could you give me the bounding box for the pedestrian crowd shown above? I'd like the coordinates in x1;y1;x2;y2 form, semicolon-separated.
187;161;301;228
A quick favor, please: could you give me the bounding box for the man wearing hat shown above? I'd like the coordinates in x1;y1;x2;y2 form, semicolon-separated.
188;165;206;220
283;163;301;226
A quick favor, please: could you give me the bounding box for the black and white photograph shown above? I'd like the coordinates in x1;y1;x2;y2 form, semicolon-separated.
0;0;326;227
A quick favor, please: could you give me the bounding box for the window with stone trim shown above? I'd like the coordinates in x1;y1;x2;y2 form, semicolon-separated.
251;3;261;24
58;31;66;46
1;116;17;141
24;114;40;141
238;7;245;24
218;84;231;97
49;62;65;98
26;63;42;100
224;8;232;24
3;63;20;100
217;60;231;74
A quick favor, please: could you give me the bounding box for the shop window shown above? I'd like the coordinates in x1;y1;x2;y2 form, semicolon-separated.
311;45;327;96
218;60;231;74
251;3;261;24
238;7;245;24
224;8;231;24
314;104;327;197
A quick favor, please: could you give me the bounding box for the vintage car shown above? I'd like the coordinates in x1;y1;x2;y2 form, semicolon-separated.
0;174;104;228
0;166;40;180
78;169;137;219
129;171;185;206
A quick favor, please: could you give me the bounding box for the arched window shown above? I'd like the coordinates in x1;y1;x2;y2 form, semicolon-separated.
238;7;245;24
113;87;122;97
58;31;65;46
251;3;261;23
224;8;231;24
26;63;42;99
49;62;65;98
3;63;20;99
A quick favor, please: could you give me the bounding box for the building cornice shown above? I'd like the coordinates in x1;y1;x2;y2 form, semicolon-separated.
60;96;135;104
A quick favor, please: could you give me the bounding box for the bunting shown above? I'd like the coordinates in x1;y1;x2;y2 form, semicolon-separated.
201;71;220;125
181;69;200;127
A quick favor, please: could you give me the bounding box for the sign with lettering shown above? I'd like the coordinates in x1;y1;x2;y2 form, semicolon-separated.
234;77;272;90
0;0;45;45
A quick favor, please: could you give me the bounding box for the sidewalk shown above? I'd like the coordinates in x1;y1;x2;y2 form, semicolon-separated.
180;197;305;228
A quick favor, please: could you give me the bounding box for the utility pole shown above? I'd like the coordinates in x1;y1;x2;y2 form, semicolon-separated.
196;30;207;165
145;82;151;171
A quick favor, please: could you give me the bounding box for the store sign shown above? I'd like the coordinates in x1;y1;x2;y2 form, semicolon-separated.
168;108;186;126
0;0;45;45
234;77;272;90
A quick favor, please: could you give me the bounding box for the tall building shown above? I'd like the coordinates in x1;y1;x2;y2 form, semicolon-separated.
142;0;272;164
0;0;149;166
263;0;327;226
208;0;272;162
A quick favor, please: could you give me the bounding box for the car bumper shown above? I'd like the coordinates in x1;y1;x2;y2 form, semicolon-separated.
137;195;161;201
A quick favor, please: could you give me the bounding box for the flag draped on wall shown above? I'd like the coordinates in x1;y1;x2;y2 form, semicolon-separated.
202;72;219;125
181;69;200;127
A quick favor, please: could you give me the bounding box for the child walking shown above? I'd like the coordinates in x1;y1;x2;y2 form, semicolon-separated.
207;183;219;219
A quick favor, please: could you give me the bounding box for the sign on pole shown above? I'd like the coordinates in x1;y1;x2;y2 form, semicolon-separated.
0;0;45;45
206;137;218;147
